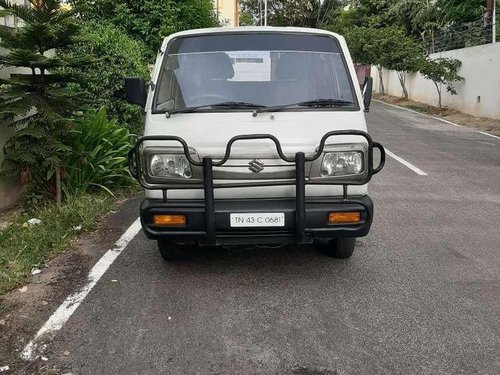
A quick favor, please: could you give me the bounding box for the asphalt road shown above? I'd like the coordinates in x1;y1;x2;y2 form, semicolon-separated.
39;102;500;374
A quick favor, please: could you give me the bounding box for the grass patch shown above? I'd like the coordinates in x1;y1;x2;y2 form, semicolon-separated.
0;191;132;295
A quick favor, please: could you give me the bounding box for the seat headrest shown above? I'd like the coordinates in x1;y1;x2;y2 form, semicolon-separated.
175;52;235;80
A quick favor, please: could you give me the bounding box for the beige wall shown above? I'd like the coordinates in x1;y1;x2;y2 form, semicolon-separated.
0;126;21;212
214;0;239;27
0;2;27;211
372;43;500;120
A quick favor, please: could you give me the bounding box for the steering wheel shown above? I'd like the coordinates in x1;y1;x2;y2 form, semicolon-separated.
187;94;228;107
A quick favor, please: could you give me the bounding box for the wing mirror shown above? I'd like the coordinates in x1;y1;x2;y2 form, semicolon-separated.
362;76;373;113
125;77;147;108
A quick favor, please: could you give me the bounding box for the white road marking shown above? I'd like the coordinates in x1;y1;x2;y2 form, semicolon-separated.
385;149;428;176
21;218;142;361
476;131;500;140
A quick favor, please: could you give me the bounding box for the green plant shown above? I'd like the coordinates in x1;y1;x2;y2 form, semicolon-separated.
420;57;463;109
62;107;134;197
0;0;93;204
378;28;425;99
76;0;219;61
240;0;334;27
58;21;150;132
0;192;126;294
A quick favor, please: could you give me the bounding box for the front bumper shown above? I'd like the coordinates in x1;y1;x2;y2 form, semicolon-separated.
140;195;373;246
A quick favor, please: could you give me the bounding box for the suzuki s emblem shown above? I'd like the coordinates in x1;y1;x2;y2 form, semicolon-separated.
248;159;265;173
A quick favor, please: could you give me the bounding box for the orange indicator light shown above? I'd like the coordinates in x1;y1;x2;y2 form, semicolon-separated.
328;212;361;224
153;215;186;226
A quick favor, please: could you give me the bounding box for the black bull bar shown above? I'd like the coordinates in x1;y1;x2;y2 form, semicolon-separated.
128;131;385;245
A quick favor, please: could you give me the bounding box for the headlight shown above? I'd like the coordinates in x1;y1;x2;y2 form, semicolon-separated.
320;151;363;177
149;154;192;179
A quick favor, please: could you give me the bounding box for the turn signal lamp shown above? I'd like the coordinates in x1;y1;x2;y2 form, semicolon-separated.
328;212;361;224
153;215;186;226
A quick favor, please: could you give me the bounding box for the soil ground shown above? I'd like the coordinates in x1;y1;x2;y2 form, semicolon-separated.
0;195;141;374
374;94;500;136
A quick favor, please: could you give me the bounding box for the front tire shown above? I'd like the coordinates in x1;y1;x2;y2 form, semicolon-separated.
315;238;356;259
157;240;186;261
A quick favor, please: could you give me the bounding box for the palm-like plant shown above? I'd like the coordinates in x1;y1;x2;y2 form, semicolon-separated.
388;0;442;41
0;0;92;203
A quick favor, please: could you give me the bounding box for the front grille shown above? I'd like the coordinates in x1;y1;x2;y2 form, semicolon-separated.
213;157;297;180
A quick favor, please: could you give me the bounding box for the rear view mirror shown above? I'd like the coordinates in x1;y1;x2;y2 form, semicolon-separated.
125;77;147;108
363;76;373;112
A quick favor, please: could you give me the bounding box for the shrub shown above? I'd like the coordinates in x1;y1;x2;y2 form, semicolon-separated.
58;21;150;132
62;107;135;197
0;0;94;204
77;0;219;61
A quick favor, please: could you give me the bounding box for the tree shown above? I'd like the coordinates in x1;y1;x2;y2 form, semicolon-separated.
77;0;218;61
240;0;323;27
239;11;254;26
317;0;345;28
388;0;442;41
58;21;150;132
344;26;405;95
439;0;485;24
379;28;424;99
420;57;463;108
0;0;93;204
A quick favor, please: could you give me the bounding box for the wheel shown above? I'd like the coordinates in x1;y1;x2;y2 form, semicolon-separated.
314;238;356;259
157;240;187;261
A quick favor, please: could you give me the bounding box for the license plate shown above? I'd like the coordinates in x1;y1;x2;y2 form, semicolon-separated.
230;213;285;228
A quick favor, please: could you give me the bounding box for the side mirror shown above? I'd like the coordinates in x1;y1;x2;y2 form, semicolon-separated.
125;77;147;108
363;76;373;113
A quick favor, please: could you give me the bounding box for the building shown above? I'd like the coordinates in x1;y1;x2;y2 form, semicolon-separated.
214;0;239;27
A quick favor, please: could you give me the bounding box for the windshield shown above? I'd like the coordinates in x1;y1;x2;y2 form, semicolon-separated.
153;33;357;113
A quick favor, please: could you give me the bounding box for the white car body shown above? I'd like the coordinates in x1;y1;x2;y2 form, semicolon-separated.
126;26;385;257
144;27;367;200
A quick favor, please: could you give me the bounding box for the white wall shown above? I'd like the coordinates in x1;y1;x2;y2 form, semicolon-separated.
372;43;500;120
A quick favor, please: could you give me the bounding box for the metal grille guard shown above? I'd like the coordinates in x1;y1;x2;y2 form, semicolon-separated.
128;130;385;244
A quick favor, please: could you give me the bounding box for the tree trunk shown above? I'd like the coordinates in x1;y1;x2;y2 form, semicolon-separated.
377;66;385;95
55;166;62;205
434;82;442;109
397;72;408;100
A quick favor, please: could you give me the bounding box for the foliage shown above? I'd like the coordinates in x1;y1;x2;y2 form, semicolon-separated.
342;26;424;97
439;0;486;24
76;0;219;61
239;10;254;26
62;107;135;197
420;57;463;108
370;27;424;99
0;191;130;295
58;21;150;132
317;0;345;27
0;0;93;203
240;0;342;28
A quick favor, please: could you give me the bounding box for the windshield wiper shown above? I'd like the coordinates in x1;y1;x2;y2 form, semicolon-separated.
253;99;354;116
168;102;266;115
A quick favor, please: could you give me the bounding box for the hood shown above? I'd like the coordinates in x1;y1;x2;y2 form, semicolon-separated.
144;111;368;158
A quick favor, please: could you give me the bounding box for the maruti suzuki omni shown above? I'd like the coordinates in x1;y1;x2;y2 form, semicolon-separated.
125;27;385;260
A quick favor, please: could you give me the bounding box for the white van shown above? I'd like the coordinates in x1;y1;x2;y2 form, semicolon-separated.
125;27;385;260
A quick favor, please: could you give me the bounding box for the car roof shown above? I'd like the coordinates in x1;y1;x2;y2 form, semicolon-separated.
160;26;344;50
